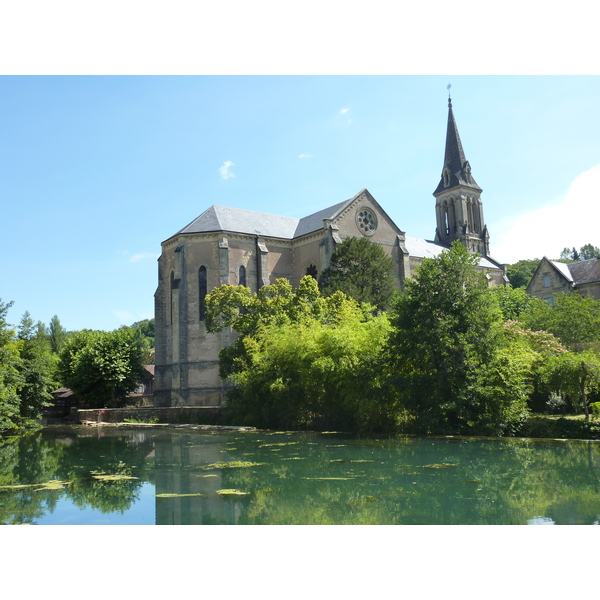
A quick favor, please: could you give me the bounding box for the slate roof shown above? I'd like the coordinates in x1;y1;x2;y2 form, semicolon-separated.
549;260;574;282
173;201;352;241
568;258;600;285
406;236;502;269
433;99;482;196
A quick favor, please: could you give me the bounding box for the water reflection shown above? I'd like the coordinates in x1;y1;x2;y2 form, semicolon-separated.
1;427;600;525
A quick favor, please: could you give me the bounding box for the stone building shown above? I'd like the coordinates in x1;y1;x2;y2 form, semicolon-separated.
154;98;507;407
527;257;600;304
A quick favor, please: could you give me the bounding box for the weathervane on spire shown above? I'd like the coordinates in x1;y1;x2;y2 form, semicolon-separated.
447;83;452;107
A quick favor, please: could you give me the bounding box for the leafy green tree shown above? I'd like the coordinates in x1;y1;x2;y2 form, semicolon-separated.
386;242;530;436
206;277;361;379
16;312;56;420
58;329;146;408
506;259;540;288
579;244;600;260
227;308;392;431
206;276;393;431
560;244;600;261
49;315;68;354
0;300;24;431
521;293;600;350
120;319;155;364
319;236;396;311
490;285;536;321
541;351;600;420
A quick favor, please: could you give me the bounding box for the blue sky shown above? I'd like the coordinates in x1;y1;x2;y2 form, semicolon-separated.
2;75;600;332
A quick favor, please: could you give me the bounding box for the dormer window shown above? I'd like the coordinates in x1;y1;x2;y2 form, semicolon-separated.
443;169;450;187
464;162;472;184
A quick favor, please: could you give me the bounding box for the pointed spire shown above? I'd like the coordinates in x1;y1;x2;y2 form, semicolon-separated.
433;96;481;195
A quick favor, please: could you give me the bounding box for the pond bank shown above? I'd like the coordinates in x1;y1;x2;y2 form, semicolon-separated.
76;406;225;426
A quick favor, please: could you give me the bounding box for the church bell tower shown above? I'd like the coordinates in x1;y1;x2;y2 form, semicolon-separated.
433;95;490;256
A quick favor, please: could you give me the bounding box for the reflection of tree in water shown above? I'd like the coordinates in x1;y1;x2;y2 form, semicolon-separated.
0;434;64;524
0;428;155;523
213;434;600;525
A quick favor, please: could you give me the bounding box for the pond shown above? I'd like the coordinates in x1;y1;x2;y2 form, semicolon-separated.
1;425;600;525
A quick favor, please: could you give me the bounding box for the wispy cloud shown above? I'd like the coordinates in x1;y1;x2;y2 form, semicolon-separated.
340;108;349;115
299;153;312;159
490;164;600;264
219;161;235;180
129;252;159;263
113;310;134;322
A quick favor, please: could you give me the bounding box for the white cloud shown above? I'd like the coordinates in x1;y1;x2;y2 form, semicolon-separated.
490;164;600;264
219;161;235;179
129;252;159;263
340;108;349;115
113;310;134;322
299;153;312;159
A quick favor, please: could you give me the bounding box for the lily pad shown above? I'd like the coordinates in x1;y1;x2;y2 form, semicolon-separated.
302;477;355;481
156;493;206;498
259;442;299;448
202;461;265;470
216;489;250;496
91;474;139;481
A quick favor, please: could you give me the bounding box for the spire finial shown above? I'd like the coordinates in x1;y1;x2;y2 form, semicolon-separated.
447;83;452;107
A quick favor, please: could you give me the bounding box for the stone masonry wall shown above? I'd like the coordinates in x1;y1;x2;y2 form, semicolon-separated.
77;406;224;425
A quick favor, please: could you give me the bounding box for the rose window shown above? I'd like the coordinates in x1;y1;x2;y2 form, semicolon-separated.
356;208;377;235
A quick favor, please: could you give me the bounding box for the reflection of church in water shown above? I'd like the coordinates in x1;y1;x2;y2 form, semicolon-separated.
154;98;508;407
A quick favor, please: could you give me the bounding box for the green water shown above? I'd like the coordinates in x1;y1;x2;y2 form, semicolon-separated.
1;425;600;524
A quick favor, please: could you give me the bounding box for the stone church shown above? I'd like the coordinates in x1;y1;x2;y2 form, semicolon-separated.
154;98;508;407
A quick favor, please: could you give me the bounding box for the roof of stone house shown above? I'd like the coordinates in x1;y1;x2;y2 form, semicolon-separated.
51;387;75;399
143;365;155;377
568;258;600;285
549;260;574;282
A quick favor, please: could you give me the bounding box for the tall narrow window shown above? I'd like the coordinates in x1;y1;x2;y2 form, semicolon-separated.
170;271;175;325
199;266;207;321
543;274;551;288
239;265;246;287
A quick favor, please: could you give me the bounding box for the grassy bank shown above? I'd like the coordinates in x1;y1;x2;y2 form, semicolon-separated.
515;414;600;440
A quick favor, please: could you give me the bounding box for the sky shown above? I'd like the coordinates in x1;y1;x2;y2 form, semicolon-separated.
2;75;600;331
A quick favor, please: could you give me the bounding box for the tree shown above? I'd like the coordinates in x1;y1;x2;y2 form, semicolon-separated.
120;319;155;364
48;315;67;354
206;276;394;431
579;244;600;260
506;259;540;288
319;236;396;311
560;244;600;261
520;293;600;351
16;312;55;420
0;300;23;431
490;285;536;321
541;351;600;420
386;242;530;436
58;329;146;408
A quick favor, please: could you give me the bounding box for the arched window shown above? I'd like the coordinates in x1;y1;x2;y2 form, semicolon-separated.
305;263;318;279
199;266;207;321
239;265;246;287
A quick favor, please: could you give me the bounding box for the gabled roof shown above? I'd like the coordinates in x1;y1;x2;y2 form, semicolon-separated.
568;258;600;286
176;205;300;239
171;200;353;242
550;260;573;282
